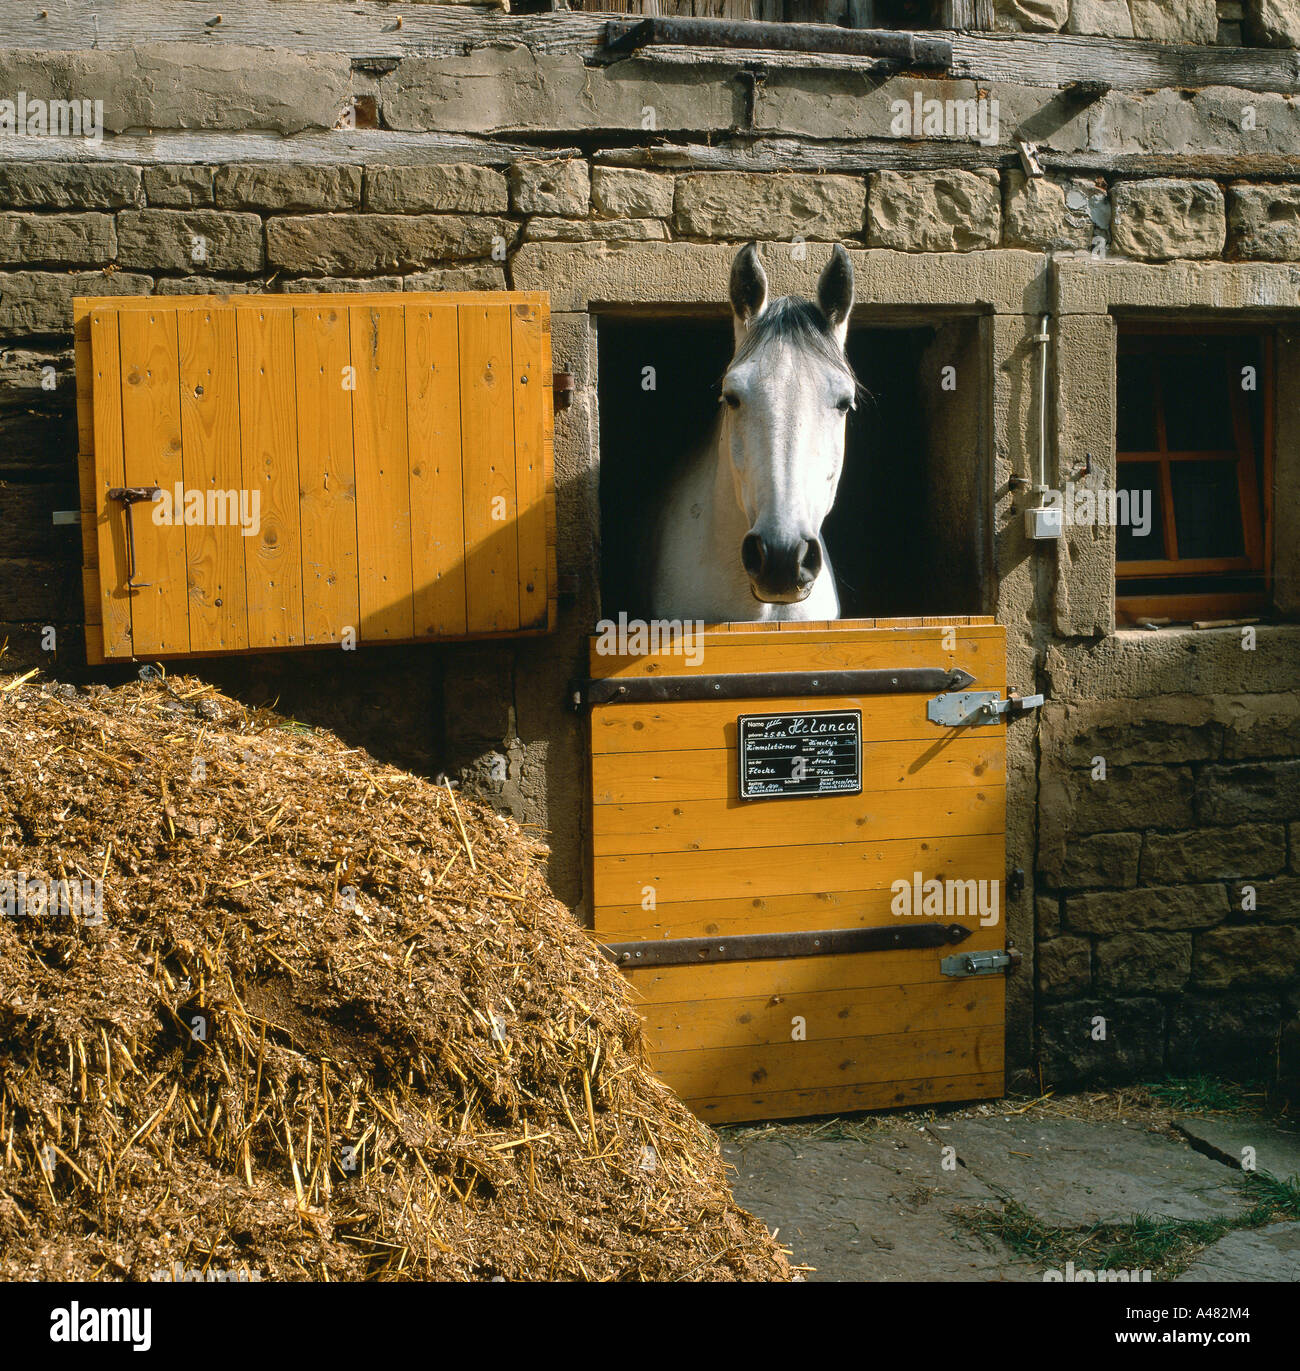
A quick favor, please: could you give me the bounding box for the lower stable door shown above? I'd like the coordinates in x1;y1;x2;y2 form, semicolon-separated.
587;619;1013;1125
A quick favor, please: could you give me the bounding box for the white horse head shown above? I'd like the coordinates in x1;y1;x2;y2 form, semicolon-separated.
651;243;857;623
722;242;856;606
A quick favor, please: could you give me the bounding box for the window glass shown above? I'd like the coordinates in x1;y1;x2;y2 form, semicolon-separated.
1115;461;1164;562
1161;351;1235;451
1170;460;1245;560
1116;354;1158;452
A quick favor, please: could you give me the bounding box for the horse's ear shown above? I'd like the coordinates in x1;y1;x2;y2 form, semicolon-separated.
816;244;854;346
729;243;768;331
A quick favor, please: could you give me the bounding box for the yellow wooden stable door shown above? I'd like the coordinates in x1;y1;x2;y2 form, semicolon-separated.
587;618;1012;1125
74;292;555;663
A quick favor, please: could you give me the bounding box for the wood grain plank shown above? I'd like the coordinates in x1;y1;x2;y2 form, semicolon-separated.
459;301;518;634
685;1071;1005;1124
588;624;1003;675
591;694;1006;752
653;1024;1004;1102
405;302;467;638
592;735;1005;804
593;785;1006;857
236;304;304;649
594;888;1011;942
638;977;1002;1056
350;303;414;641
593;832;1004;908
510;297;548;629
294;302;359;645
88;309;132;659
177;304;248;653
118;306;189;656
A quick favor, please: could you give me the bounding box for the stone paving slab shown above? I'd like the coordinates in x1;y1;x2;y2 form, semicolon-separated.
722;1132;1036;1282
1175;1116;1300;1182
1175;1223;1300;1282
925;1116;1249;1226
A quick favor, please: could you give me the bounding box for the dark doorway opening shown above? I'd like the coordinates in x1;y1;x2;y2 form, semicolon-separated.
597;316;983;622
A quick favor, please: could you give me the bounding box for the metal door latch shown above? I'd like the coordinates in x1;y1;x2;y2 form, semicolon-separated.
106;486;162;590
927;689;1044;728
941;947;1022;978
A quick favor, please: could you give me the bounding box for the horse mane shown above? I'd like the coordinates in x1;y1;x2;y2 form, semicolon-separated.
729;295;861;398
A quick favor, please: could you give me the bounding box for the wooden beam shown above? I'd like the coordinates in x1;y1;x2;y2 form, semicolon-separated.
0;3;1295;93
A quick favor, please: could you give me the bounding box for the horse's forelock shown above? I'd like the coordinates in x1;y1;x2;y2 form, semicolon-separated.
730;295;859;393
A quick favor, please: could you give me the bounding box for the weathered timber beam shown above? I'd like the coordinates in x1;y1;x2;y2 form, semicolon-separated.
0;4;1296;93
595;140;1300;180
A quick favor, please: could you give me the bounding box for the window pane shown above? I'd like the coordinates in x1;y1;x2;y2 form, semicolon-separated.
1116;354;1158;451
1115;462;1165;562
1161;351;1235;451
1171;461;1244;560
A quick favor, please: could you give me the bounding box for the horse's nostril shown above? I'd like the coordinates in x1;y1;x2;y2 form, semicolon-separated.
741;533;765;577
800;537;823;580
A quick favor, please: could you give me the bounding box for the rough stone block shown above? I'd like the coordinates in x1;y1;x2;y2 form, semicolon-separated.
1067;764;1197;834
1141;824;1287;884
404;266;507;291
1223;703;1300;759
0;212;115;268
1040;934;1092;999
1198;760;1300;824
366;164;508;214
509;160;590;216
677;172;866;241
276;276;402;294
994;0;1069;30
1111;179;1226;261
443;646;513;740
867;170;999;252
523;218;666;243
1036;893;1062;937
1055;831;1143;890
1129;0;1219;43
0;44;350;135
0;269;151;335
152;277;261;295
1229;184;1300;262
592;167;675;220
117;209;263;274
1245;0;1300;46
1066;883;1228;935
1231;875;1300;923
1002;172;1093;251
1067;0;1135;35
1168;993;1287;1077
1194;924;1300;989
1038;997;1165;1084
379;51;742;134
1096;931;1192;994
0;163;141;210
215;165;361;212
266;214;514;275
142;165;215;208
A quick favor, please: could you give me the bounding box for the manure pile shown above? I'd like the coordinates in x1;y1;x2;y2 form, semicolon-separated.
0;670;789;1282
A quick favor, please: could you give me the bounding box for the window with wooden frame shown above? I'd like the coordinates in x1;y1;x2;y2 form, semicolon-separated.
1114;325;1274;627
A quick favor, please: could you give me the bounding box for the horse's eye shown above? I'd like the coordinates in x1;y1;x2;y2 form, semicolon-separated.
722;392;741;410
835;397;852;414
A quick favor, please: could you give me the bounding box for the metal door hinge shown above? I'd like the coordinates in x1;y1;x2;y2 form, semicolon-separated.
927;689;1044;728
941;947;1022;978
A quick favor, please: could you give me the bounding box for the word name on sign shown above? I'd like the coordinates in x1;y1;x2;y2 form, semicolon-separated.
738;710;862;800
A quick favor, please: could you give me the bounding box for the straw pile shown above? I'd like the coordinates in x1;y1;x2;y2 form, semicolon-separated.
0;668;790;1282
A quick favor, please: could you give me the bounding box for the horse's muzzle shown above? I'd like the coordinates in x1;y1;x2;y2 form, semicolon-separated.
741;532;822;602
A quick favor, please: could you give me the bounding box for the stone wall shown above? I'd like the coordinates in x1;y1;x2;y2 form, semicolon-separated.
0;7;1297;1099
993;0;1298;45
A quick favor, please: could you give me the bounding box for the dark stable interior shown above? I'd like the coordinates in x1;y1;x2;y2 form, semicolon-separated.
596;316;945;622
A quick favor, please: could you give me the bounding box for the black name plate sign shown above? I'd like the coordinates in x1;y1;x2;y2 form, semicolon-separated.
737;710;862;800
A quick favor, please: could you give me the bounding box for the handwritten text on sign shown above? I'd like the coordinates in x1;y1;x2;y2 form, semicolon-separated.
737;710;863;800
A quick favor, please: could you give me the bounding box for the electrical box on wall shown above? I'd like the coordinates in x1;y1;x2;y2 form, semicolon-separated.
74;291;557;664
1024;504;1063;540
